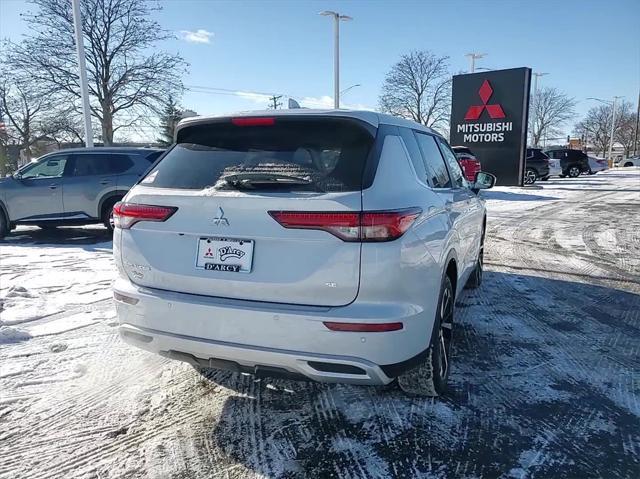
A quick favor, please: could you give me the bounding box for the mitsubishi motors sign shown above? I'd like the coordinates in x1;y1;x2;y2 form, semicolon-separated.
450;67;531;186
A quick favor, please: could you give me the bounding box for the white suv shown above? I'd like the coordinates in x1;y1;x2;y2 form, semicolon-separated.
112;110;494;396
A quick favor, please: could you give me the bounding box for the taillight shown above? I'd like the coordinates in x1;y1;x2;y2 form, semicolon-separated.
231;117;275;127
268;208;421;242
113;202;177;229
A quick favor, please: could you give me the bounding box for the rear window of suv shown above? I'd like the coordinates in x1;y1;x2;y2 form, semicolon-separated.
141;118;374;192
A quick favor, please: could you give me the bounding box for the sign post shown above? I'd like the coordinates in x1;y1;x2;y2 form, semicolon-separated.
449;67;531;186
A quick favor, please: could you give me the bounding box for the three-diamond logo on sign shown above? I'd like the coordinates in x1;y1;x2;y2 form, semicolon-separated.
465;80;506;121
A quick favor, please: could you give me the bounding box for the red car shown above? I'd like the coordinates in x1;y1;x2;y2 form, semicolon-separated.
452;146;482;182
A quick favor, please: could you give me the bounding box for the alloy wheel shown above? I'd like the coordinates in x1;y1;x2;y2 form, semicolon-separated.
569;166;580;177
438;283;454;379
524;169;536;185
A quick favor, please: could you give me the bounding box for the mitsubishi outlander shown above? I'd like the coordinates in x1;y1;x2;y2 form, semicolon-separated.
112;110;494;396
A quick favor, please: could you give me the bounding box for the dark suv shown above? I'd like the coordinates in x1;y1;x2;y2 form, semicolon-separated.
0;147;163;238
545;149;590;178
524;148;551;184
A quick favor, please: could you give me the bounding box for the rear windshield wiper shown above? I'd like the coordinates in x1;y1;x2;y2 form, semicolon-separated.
221;172;314;189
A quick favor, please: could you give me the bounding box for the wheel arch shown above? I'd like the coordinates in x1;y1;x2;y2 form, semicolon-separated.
0;199;9;223
444;249;459;298
98;190;128;217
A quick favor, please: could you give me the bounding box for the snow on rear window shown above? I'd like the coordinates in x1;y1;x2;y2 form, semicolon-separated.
141;118;374;192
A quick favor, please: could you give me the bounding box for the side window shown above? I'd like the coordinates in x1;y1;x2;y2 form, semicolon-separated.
398;128;427;183
414;132;451;188
145;151;164;163
71;154;112;176
109;154;134;174
20;156;68;179
435;137;467;188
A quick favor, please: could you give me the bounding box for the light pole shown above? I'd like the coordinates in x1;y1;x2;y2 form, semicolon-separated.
634;88;639;156
340;83;361;97
319;11;353;109
588;96;623;161
71;0;93;147
531;72;549;146
465;53;487;73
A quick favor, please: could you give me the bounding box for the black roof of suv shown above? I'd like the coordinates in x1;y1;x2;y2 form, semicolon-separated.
544;149;590;177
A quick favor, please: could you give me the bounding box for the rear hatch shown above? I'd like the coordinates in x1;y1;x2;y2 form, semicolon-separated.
118;116;375;306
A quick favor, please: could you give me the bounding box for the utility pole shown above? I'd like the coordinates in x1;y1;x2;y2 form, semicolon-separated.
71;0;93;147
465;53;487;73
320;11;353;109
268;95;282;110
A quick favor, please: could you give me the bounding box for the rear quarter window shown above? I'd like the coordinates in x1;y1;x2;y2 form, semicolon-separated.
141;118;374;192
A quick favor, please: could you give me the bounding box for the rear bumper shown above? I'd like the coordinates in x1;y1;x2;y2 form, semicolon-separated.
113;278;432;385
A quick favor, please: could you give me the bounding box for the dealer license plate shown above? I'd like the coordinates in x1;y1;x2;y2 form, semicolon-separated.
196;237;254;273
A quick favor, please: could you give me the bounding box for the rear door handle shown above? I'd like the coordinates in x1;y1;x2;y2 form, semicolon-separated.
49;184;58;190
100;180;111;185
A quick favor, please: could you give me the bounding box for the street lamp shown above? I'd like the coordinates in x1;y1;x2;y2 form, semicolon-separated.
319;11;353;109
465;53;487;73
531;73;549;147
588;96;623;162
340;83;361;96
71;0;93;147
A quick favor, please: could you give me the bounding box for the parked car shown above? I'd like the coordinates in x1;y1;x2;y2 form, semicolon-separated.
586;156;609;174
545;149;590;177
0;147;164;239
113;110;496;397
548;158;562;177
524;148;551;184
615;156;640;167
452;146;482;182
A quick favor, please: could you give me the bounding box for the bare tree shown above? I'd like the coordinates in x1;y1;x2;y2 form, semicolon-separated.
0;77;52;162
530;87;576;146
7;0;187;145
575;100;635;157
379;50;451;131
613;102;636;157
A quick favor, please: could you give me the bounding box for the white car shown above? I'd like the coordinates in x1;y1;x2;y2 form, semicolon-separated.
547;158;562;177
616;156;640;167
112;110;495;397
587;156;609;174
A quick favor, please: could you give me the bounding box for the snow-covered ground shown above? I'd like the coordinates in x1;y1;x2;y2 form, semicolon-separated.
1;169;639;479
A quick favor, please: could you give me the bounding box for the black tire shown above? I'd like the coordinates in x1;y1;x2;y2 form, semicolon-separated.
466;247;483;289
524;168;537;185
568;165;581;177
101;198;121;233
398;275;454;397
587;169;594;175
0;210;8;240
624;162;634;167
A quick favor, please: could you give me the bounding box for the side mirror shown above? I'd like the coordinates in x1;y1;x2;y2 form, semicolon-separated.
472;172;496;192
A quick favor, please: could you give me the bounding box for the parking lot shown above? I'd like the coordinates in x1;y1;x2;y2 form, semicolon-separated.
1;169;639;479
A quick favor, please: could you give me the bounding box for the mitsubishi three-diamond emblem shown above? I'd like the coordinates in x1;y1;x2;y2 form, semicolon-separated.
465;80;506;121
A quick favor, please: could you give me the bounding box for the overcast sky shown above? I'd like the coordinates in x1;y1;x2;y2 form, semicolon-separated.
1;0;638;137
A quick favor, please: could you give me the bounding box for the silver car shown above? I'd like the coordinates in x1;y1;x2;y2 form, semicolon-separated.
0;147;163;238
113;111;495;397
